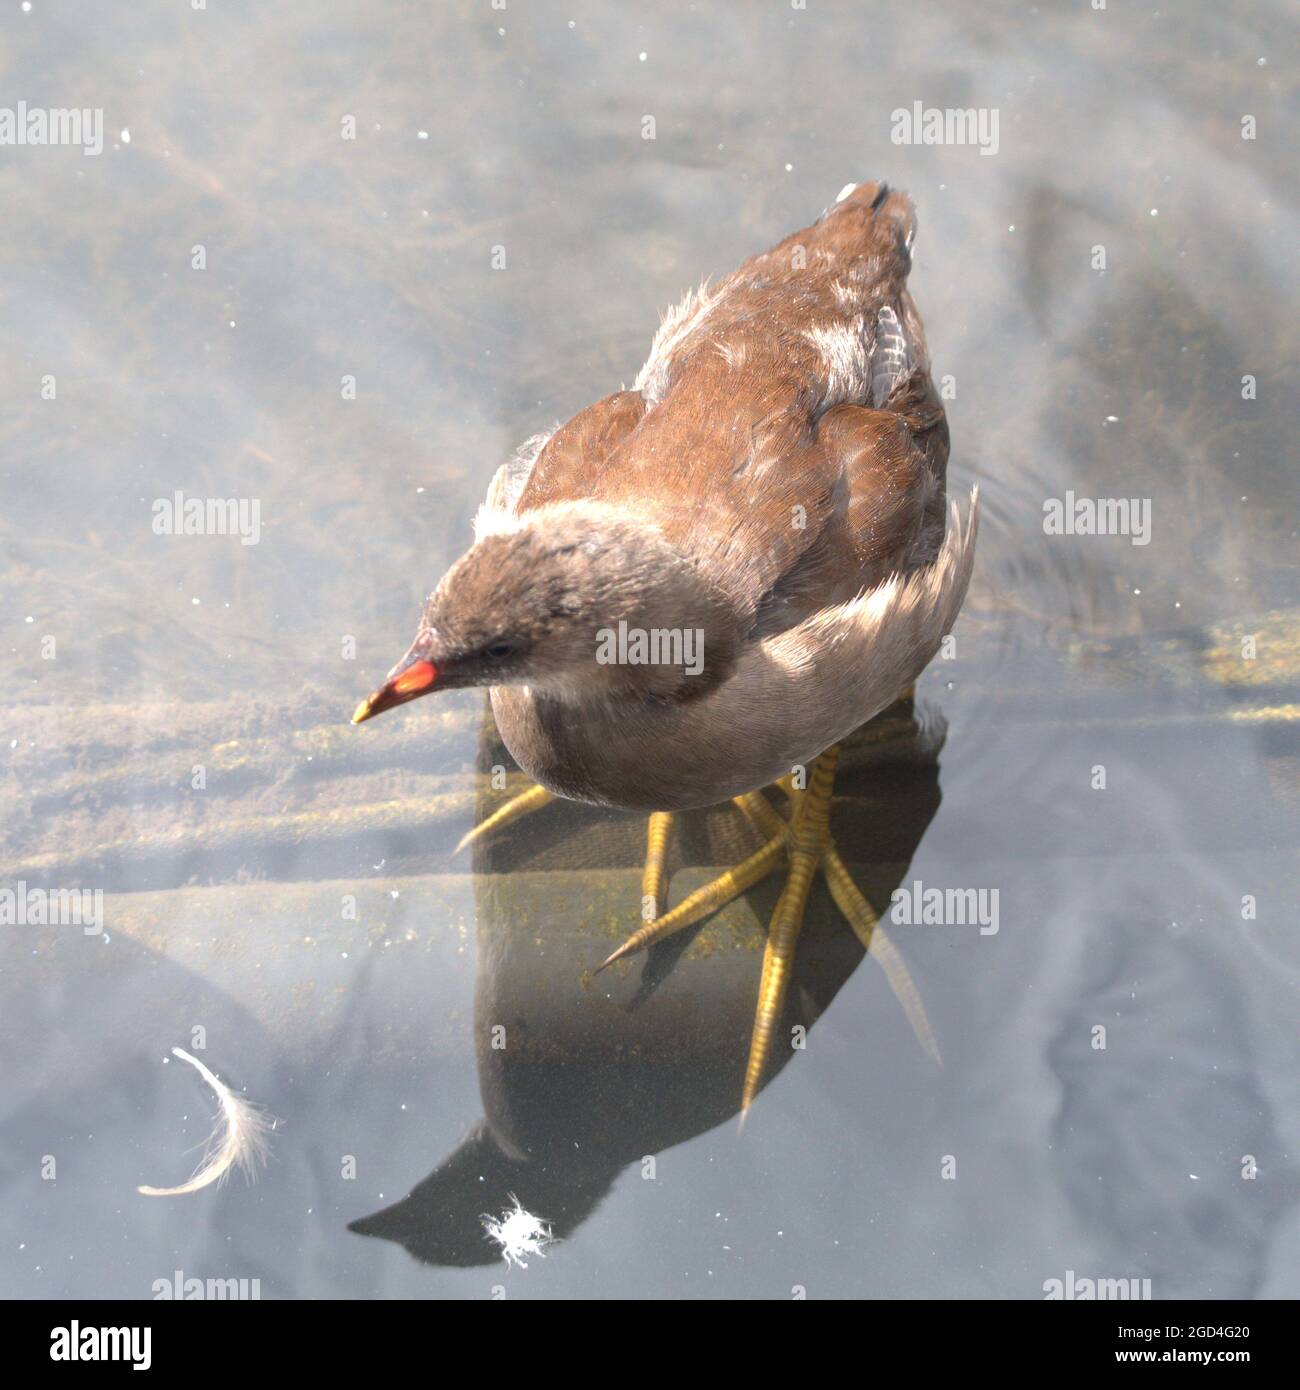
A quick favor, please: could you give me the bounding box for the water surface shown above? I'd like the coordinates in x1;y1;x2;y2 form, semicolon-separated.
1;0;1296;1299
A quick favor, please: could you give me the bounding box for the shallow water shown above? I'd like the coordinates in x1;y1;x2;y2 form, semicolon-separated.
1;0;1296;1299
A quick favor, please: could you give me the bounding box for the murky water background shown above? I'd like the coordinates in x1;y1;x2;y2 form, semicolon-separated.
2;1;1296;1298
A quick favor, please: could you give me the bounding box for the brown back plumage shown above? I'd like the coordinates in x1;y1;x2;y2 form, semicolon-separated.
512;180;949;638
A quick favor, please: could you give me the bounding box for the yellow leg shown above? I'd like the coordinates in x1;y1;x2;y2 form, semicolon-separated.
741;747;839;1117
597;830;785;971
734;789;789;839
640;811;674;922
453;782;555;855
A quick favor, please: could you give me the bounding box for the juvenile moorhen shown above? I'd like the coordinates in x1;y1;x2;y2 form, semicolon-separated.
354;180;979;1115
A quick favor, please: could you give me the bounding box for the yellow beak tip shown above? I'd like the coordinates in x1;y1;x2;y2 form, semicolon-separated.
351;700;374;725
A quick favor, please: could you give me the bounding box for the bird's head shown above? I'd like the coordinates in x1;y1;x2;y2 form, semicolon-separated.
352;502;738;723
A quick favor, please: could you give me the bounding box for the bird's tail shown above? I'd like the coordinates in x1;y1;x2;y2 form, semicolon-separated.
820;179;917;269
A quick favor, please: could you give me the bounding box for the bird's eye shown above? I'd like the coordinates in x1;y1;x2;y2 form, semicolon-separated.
484;640;515;660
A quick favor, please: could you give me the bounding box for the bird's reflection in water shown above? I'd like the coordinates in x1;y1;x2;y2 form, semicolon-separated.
350;693;946;1267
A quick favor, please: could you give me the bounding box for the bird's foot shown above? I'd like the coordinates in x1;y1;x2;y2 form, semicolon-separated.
598;744;939;1119
455;739;937;1121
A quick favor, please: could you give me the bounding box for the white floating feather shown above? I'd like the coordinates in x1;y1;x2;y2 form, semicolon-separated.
137;1047;274;1198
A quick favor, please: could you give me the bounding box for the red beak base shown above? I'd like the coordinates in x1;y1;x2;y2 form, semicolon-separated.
351;659;439;724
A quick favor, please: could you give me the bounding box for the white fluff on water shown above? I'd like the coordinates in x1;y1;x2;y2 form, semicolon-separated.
482;1196;554;1269
137;1047;274;1197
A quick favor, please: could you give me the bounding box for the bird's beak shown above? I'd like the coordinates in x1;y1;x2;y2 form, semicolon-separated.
352;640;441;724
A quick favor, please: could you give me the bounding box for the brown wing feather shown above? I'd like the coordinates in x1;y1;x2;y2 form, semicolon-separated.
747;399;943;635
516;390;647;512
